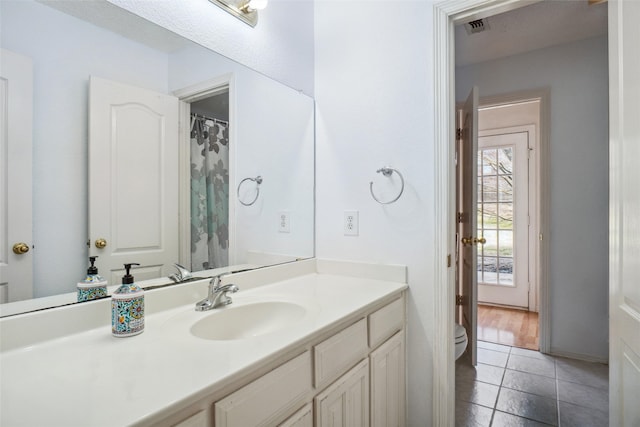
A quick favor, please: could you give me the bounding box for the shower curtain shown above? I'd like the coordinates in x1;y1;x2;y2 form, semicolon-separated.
190;116;229;271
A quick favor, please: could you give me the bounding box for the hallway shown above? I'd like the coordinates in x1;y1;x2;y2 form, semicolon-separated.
455;342;608;426
477;304;539;350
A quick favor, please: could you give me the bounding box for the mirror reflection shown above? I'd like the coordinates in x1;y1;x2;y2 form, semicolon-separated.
0;0;315;316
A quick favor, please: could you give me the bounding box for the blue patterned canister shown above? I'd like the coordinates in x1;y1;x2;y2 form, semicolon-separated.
111;263;144;337
77;256;107;302
111;284;144;337
77;276;108;302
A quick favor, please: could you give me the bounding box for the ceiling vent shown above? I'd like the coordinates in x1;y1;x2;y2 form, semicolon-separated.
464;18;490;35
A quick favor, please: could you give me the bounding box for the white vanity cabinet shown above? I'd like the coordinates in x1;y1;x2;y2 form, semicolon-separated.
170;294;406;427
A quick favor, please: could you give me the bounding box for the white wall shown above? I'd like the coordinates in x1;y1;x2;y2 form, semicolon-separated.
456;36;609;360
314;1;436;424
107;0;315;96
168;45;315;266
1;0;169;297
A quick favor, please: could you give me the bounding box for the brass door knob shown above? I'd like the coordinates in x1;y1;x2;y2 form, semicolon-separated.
475;237;487;245
12;243;30;255
461;237;474;246
95;238;107;249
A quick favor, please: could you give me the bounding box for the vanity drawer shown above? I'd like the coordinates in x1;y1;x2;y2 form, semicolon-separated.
214;351;312;427
314;318;368;388
368;297;404;349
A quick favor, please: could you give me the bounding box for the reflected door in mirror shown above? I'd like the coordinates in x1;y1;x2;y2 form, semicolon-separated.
0;49;33;303
89;77;179;284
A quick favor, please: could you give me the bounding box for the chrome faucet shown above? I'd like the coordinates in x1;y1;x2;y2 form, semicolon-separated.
169;263;193;283
195;274;239;311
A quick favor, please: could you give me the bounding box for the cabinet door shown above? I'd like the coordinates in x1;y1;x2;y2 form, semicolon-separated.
315;359;369;427
279;403;312;427
370;331;406;427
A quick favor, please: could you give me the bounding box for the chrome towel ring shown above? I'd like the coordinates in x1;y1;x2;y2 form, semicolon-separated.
370;167;404;204
237;176;263;206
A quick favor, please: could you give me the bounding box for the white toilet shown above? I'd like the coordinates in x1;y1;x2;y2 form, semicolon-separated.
454;323;468;360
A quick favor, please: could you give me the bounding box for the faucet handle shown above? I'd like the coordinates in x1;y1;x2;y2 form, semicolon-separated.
173;263;193;281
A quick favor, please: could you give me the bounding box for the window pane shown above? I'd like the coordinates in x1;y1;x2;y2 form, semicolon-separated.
483;230;498;256
482;203;498;230
498;257;514;284
481;256;498;284
498;203;513;228
498;147;513;174
483;176;498;202
499;230;513;256
498;175;513;202
482;150;498;175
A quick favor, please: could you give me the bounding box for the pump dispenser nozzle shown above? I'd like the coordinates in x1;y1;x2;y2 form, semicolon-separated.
122;263;140;284
87;256;98;275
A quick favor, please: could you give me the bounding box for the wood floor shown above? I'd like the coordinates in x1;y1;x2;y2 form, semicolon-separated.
477;304;539;350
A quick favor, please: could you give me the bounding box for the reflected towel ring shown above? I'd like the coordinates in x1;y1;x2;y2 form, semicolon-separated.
370;167;404;205
237;176;263;206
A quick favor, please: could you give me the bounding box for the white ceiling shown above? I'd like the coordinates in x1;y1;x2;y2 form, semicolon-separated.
455;0;608;67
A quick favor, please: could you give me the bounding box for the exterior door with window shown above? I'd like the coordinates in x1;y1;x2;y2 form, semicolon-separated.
477;128;530;308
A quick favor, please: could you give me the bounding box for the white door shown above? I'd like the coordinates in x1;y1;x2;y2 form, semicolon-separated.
0;49;33;303
609;1;640;425
89;76;179;285
477;129;530;308
458;87;479;365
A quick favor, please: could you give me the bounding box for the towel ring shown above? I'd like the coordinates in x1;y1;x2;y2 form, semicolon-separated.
369;167;404;205
237;176;263;206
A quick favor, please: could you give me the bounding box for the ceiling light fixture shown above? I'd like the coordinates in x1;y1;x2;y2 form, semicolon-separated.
209;0;268;27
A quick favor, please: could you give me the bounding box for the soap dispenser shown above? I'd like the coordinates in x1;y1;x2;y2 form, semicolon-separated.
111;263;144;337
77;256;108;302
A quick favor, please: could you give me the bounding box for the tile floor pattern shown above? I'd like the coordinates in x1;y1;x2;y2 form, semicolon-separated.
456;341;609;427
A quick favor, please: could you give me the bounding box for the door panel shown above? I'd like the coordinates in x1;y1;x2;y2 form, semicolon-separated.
459;87;479;365
89;76;179;284
0;49;33;303
609;0;640;425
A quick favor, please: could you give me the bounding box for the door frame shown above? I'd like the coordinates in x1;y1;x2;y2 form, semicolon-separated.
173;74;235;268
477;90;550;318
432;0;549;424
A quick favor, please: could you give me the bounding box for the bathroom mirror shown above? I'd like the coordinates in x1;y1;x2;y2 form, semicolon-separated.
0;0;314;316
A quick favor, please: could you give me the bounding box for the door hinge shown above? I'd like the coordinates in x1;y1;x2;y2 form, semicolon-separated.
456;128;463;140
456;295;464;306
447;254;452;268
457;212;464;223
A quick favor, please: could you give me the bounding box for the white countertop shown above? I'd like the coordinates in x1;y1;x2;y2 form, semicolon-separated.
0;263;406;427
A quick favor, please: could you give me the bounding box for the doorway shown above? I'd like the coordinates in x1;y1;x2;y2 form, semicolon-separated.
188;91;231;272
433;0;612;424
475;98;544;352
174;75;235;272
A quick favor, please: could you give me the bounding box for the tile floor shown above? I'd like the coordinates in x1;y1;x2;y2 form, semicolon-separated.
456;341;609;426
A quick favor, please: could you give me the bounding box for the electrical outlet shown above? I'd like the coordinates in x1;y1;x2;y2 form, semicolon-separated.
278;211;290;233
344;211;359;236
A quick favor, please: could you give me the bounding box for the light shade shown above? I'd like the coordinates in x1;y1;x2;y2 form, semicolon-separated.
209;0;268;27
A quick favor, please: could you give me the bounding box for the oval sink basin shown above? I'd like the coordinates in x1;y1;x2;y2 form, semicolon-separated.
190;301;306;341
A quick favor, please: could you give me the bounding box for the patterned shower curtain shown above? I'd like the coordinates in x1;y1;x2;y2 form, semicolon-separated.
190;116;229;271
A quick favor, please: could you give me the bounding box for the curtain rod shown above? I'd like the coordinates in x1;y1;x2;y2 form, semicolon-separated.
191;112;229;125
